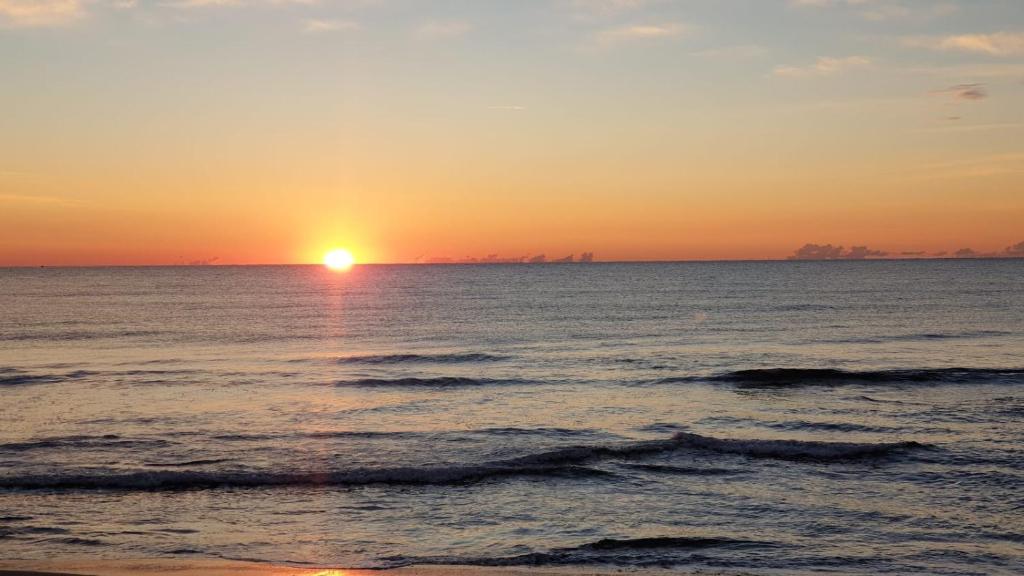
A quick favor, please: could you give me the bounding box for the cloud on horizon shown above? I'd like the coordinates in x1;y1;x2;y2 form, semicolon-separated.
788;243;889;260
1004;241;1024;257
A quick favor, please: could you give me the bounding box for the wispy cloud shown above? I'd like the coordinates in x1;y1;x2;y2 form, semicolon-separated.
302;18;358;34
691;44;767;60
416;20;471;39
597;22;688;45
790;0;957;22
904;32;1024;56
773;56;871;77
902;153;1024;181
933;83;987;101
919;122;1024;134
905;63;1024;79
0;193;76;205
488;105;527;111
0;0;84;28
165;0;244;8
569;0;651;18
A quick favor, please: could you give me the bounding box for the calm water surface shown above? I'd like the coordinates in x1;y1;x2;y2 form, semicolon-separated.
1;261;1022;574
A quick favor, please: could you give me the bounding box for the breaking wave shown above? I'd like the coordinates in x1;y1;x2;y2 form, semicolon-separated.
0;432;924;491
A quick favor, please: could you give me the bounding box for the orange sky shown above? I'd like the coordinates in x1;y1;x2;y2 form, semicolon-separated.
1;0;1023;265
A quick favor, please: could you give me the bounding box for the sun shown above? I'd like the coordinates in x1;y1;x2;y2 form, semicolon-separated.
324;249;356;271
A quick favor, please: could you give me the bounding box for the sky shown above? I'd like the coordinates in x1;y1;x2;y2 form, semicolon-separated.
1;0;1023;265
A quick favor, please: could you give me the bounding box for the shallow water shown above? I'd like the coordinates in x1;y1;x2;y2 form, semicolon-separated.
1;261;1022;574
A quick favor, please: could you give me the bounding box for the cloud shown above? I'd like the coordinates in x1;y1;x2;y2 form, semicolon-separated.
934;83;988;101
845;246;889;259
185;256;219;266
788;243;888;260
0;0;84;27
0;193;67;204
904;32;1024;56
567;0;651;20
691;44;767;60
905;63;1024;79
572;0;649;14
1005;241;1024;257
950;241;1024;258
488;105;527;111
165;0;243;7
859;4;911;21
598;22;688;44
774;56;871;77
791;0;958;21
902;153;1024;181
416;20;471;39
302;18;358;34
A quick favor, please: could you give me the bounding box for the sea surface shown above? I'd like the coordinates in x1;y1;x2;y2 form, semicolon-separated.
1;261;1022;575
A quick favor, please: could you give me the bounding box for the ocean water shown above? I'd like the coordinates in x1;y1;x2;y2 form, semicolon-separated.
1;261;1022;575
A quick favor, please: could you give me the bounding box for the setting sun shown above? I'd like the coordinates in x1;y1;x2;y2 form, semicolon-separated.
324;249;355;271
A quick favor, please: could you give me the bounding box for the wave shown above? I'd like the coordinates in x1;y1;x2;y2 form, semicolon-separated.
143;458;232;468
671;432;924;461
621;463;742;476
656;367;1024;387
390;535;770;567
0;463;609;491
0;435;170;452
334;353;508;365
827;330;1012;344
0;369;94;387
335;376;528;387
0;330;161;343
0;432;924;491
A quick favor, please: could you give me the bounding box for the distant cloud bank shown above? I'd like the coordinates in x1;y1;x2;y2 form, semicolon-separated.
788;244;887;260
423;252;596;264
790;241;1024;260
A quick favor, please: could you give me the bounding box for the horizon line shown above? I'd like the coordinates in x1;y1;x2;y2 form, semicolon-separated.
3;256;1024;269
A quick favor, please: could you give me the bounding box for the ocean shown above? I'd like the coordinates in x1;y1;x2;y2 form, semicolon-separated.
1;261;1022;574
